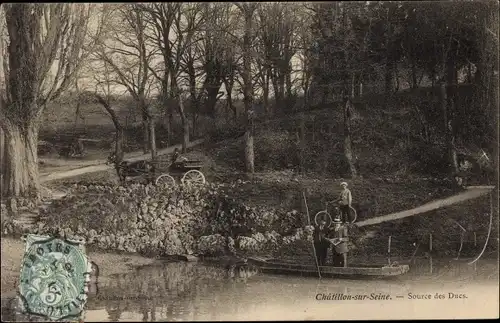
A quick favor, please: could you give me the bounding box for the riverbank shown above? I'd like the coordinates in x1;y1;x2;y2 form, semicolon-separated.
0;237;156;295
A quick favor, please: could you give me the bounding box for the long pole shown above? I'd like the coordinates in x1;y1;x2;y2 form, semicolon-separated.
303;190;321;279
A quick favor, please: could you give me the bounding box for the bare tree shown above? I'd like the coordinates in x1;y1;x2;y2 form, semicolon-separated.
196;3;236;119
180;22;204;137
295;6;315;109
312;3;359;177
235;2;258;175
140;3;177;145
256;3;299;114
96;4;157;159
0;4;101;197
79;56;126;162
142;3;204;153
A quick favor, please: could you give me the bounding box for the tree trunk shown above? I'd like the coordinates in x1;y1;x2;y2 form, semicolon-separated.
223;78;236;120
299;113;306;174
278;71;286;111
189;90;199;139
394;63;400;92
467;63;472;83
271;74;282;113
168;111;173;145
303;83;310;109
263;72;270;116
343;98;357;177
178;94;190;153
163;103;171;147
74;100;82;130
350;73;355;98
95;93;125;162
142;112;150;154
285;63;293;100
205;86;221;118
149;120;157;160
443;42;459;175
162;87;172;147
244;128;254;175
417;70;425;87
242;8;255;175
2;121;39;198
440;60;458;177
411;61;418;89
191;111;197;138
228;90;236;120
114;127;124;163
440;81;458;175
384;9;394;96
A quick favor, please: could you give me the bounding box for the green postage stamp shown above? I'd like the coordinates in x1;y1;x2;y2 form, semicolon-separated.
17;234;91;321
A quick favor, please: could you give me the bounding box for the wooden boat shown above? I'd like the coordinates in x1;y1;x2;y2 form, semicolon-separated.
247;257;410;278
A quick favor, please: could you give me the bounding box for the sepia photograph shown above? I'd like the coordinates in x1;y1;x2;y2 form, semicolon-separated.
0;1;498;321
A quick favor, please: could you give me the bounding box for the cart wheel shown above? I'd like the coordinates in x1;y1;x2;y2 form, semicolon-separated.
155;174;176;187
314;211;332;228
181;170;206;185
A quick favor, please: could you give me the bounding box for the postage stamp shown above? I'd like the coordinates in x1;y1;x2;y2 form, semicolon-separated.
17;234;91;321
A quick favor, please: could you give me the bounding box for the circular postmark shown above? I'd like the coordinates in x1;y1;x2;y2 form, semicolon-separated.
18;234;90;321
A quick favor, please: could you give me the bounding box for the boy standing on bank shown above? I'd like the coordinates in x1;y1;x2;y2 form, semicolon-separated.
338;182;352;223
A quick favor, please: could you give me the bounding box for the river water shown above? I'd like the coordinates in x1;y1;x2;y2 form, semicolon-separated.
2;257;498;321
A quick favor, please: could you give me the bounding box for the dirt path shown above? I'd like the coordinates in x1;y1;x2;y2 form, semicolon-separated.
40;139;204;183
356;186;496;228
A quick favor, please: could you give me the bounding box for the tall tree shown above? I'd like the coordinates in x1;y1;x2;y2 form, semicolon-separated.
296;6;314;109
257;3;299;113
0;4;100;197
142;3;204;153
81;57;126;163
97;4;157;159
311;2;361;176
140;3;177;146
235;2;258;175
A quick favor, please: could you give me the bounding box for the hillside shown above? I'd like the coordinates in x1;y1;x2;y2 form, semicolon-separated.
209;84;494;180
200;84;497;257
36;84;497;257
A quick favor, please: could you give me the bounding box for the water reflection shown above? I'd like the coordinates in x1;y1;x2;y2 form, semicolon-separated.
2;258;498;321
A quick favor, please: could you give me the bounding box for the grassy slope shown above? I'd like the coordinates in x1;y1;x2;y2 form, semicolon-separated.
204;85;497;257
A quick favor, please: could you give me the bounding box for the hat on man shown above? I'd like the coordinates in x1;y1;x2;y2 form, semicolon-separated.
340;182;348;187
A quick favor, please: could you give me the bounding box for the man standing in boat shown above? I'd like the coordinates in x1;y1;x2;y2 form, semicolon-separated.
338;182;352;223
329;215;349;267
313;218;331;266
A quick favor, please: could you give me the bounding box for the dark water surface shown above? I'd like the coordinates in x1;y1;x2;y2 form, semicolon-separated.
2;257;498;321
